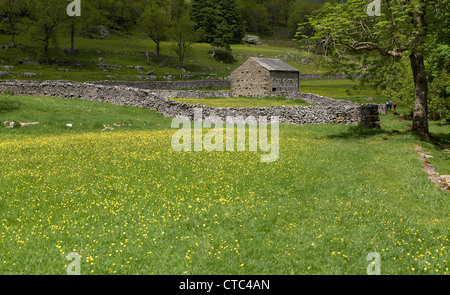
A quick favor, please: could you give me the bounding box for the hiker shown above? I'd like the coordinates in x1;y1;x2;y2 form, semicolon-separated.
393;102;397;110
385;101;390;111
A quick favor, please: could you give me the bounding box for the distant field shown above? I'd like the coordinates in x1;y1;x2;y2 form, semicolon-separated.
0;33;321;82
301;79;385;104
0;93;448;275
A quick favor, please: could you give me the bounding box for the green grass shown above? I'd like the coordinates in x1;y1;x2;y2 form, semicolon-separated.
301;79;385;104
170;96;311;108
0;93;448;275
0;94;172;137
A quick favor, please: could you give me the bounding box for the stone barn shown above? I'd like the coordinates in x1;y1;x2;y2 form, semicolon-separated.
230;57;300;97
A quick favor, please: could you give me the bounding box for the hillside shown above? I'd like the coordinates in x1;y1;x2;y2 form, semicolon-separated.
0;33;322;82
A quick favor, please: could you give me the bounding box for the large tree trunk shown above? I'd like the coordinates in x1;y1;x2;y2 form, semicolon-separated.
409;4;429;136
409;52;429;136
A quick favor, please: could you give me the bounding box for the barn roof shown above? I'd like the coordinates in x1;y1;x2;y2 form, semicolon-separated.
250;57;299;72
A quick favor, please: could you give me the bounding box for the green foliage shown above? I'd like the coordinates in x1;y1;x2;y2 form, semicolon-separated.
363;58;415;112
427;44;450;121
139;4;171;61
106;0;140;33
171;15;197;69
238;0;269;35
425;1;450;121
25;0;68;63
287;0;321;39
191;0;243;55
76;0;109;38
297;0;450;131
0;0;26;47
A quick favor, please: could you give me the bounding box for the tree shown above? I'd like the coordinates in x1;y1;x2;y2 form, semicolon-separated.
298;0;448;136
0;0;25;47
264;0;285;32
107;0;140;34
425;1;450;121
27;0;68;63
287;0;320;38
191;0;243;57
79;0;108;37
166;0;189;22
140;4;170;62
66;0;109;54
238;1;269;35
280;0;295;26
218;0;243;43
427;44;450;121
171;15;196;69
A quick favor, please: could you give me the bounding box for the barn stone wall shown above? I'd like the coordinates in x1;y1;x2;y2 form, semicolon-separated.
230;60;271;97
230;59;300;98
270;71;300;96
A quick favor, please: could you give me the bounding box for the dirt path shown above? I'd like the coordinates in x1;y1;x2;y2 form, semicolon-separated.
415;146;450;193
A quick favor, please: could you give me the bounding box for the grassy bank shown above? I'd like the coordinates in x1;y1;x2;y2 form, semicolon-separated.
169;96;311;108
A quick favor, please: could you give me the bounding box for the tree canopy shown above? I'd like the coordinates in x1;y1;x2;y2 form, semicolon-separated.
191;0;243;57
297;0;450;135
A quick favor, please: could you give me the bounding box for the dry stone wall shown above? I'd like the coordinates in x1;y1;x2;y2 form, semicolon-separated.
89;80;231;90
0;80;380;128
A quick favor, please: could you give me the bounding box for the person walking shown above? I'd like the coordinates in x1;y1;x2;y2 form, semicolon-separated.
393;102;397;110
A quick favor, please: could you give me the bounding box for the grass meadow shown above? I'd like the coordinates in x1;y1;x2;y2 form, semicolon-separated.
170;96;311;108
300;79;385;104
0;92;448;275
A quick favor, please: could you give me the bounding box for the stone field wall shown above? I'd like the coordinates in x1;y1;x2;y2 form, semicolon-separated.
89;80;231;90
0;80;380;128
